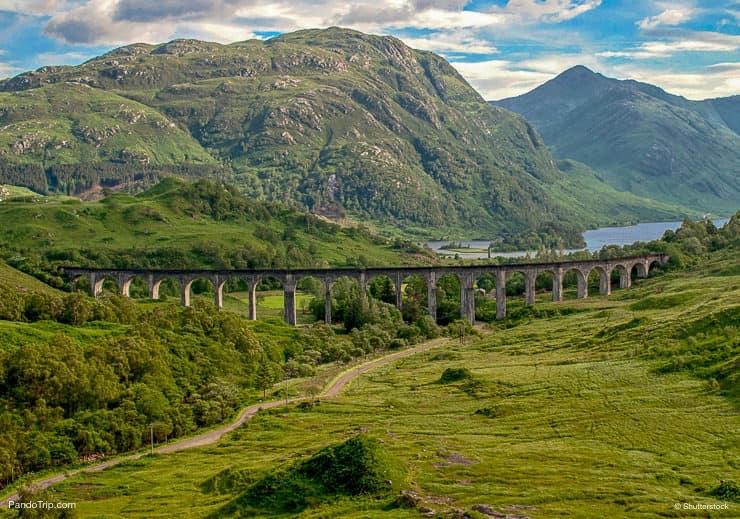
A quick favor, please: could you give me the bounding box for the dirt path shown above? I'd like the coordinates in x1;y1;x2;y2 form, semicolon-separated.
0;336;450;507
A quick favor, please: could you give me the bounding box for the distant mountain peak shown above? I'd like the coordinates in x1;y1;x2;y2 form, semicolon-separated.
560;65;596;76
543;65;609;91
491;66;740;214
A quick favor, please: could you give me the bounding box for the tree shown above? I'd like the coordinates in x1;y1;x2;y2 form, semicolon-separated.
368;276;395;305
255;357;280;398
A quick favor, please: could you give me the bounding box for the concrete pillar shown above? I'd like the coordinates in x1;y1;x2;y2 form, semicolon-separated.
600;268;611;296
460;273;475;323
495;270;506;320
619;268;631;289
577;270;588;299
427;272;437;323
248;281;257;321
215;281;225;308
120;277;133;298
181;279;192;307
395;273;403;311
552;268;563;303
283;276;297;326
639;260;649;278
116;275;128;297
90;274;101;298
525;271;536;306
149;278;160;300
324;279;334;324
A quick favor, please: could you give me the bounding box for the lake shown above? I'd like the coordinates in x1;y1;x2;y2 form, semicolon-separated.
425;218;731;259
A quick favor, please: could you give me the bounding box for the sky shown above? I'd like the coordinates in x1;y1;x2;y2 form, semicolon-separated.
0;1;738;100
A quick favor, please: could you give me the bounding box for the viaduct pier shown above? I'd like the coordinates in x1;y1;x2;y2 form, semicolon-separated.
64;254;667;325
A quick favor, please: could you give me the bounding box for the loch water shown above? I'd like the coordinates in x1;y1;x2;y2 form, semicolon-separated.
426;218;730;259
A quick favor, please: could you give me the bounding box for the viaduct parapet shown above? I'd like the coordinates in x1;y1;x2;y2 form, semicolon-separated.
63;254;668;325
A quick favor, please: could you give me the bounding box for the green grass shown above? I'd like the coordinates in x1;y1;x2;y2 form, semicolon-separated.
0;261;63;295
0;179;428;270
0;319;130;351
0;185;41;198
13;253;736;518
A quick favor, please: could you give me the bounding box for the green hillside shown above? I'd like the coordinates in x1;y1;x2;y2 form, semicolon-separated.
0;83;214;167
0;178;432;281
0;261;63;296
551;159;700;225
494;66;740;215
0;29;584;242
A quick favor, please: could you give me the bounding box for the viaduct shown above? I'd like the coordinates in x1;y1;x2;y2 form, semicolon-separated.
64;254;667;325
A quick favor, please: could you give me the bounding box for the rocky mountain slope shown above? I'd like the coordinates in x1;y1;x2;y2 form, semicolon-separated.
493;66;740;214
0;30;690;241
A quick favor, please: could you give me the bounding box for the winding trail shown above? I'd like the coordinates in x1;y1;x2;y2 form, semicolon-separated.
0;337;450;507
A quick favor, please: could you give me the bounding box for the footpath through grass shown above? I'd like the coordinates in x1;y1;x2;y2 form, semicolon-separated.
4;255;738;518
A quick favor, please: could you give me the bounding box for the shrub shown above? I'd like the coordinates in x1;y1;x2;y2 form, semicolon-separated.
439;367;472;383
710;480;739;501
237;435;405;513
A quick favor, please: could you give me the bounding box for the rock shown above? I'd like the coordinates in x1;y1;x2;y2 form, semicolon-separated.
396;489;422;508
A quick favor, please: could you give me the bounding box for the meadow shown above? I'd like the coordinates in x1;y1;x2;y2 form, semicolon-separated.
9;249;736;518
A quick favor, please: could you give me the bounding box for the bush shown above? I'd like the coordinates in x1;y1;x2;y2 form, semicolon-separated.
709;480;739;502
238;435;405;513
439;367;472;383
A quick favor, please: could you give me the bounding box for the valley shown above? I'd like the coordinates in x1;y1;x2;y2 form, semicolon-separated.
0;23;737;519
1;243;736;518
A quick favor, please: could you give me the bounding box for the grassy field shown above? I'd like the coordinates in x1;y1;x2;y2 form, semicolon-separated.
9;252;735;518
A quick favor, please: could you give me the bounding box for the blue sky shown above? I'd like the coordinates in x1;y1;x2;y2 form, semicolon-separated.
0;1;738;99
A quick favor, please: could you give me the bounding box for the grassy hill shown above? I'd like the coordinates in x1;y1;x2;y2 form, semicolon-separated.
0;178;433;281
8;245;736;518
493;66;740;215
0;261;62;296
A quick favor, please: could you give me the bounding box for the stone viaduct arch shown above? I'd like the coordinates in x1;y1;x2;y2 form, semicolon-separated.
64;254;667;326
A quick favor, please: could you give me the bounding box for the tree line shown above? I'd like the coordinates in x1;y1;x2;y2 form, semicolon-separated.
0;162;231;195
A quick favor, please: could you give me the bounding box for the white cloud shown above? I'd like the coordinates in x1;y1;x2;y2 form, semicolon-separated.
0;0;71;16
174;22;260;44
597;31;740;59
611;63;740;100
402;31;498;55
451;53;603;100
44;0;178;45
707;62;740;71
38;0;601;47
403;8;506;30
0;61;24;79
491;0;602;24
637;8;695;30
452;60;549;100
34;51;90;64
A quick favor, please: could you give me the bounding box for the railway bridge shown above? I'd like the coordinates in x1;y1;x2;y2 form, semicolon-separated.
64;254;668;325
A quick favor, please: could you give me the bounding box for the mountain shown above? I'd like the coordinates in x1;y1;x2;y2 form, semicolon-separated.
0;30;692;243
493;66;740;215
